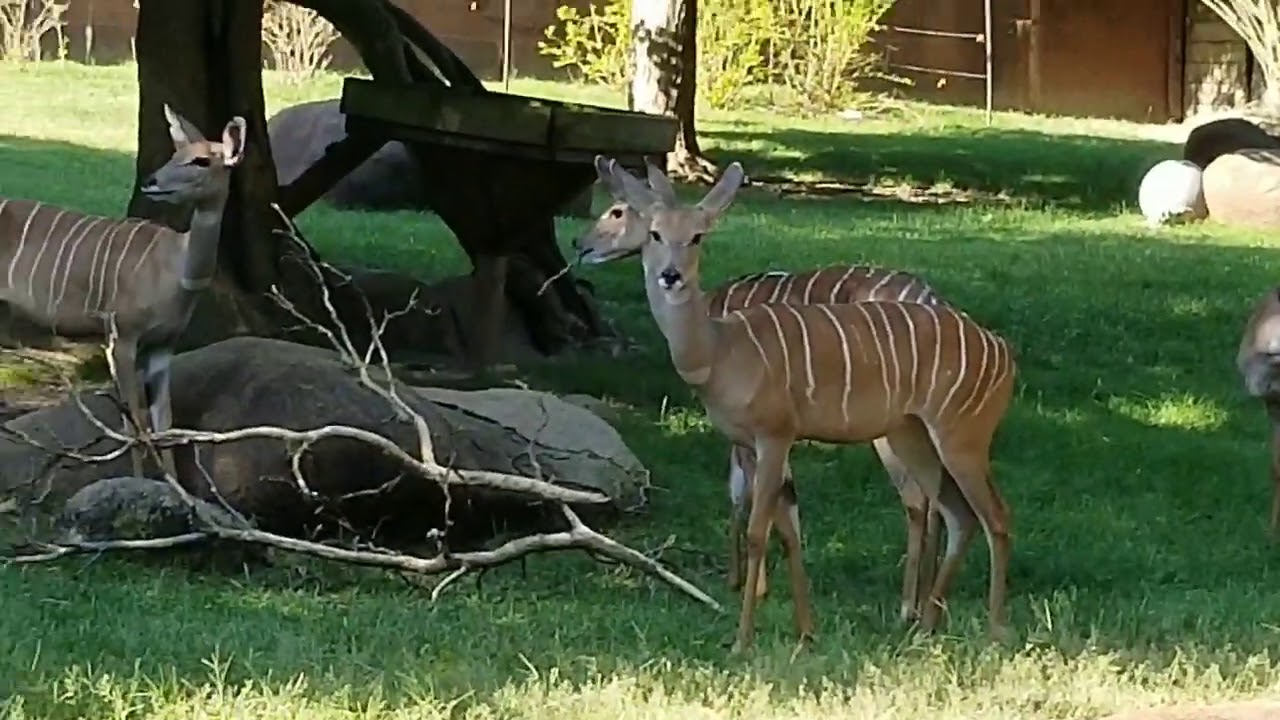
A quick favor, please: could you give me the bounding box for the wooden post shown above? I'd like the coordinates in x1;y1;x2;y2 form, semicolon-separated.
1028;0;1042;111
501;0;513;90
984;0;994;124
1167;0;1187;121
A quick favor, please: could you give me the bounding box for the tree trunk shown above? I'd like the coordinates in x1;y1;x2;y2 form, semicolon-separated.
128;0;282;296
629;0;713;181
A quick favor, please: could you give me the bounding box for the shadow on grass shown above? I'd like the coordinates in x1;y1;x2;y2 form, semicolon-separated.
703;124;1180;211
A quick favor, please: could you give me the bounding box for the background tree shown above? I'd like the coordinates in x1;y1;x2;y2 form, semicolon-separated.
629;0;715;180
1200;0;1280;107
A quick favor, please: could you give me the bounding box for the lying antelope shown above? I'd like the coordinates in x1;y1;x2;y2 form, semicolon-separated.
575;164;948;624
598;156;1017;651
1236;286;1280;537
0;104;246;480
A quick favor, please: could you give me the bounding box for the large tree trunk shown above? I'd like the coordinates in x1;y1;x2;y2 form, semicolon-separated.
129;0;281;295
629;0;713;181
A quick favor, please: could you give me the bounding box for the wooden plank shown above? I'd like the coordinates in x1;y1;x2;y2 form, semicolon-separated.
345;117;653;169
551;106;678;154
342;78;552;146
343;77;677;154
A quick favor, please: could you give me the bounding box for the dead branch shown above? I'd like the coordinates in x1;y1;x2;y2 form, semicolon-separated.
3;507;722;613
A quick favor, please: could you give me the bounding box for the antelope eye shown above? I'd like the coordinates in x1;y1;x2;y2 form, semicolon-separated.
649;230;662;243
189;156;211;167
608;207;624;219
690;233;703;246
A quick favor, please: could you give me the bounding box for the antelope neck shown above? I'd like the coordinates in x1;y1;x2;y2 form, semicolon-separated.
646;276;717;386
181;191;227;292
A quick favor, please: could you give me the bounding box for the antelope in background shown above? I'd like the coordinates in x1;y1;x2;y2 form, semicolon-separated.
598;155;1017;652
574;161;949;626
1236;286;1280;537
0;104;246;480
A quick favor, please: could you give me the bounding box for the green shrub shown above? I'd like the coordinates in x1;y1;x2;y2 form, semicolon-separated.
537;0;901;111
537;2;632;89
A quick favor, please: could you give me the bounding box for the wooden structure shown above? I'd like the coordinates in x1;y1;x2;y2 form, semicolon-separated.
263;1;677;371
336;78;676;369
124;0;674;374
877;0;1261;123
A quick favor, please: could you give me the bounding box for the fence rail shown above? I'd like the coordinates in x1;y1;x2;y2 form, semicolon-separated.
881;0;994;124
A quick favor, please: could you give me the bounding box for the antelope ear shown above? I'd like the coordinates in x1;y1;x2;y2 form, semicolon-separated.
221;116;247;167
697;162;746;219
595;154;629;202
163;103;205;148
645;158;678;206
606;158;661;212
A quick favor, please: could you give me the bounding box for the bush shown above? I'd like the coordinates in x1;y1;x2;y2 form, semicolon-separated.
0;0;68;62
538;1;632;89
768;0;899;111
537;0;899;111
262;0;339;83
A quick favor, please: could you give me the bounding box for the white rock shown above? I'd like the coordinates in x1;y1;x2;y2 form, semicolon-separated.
1137;159;1207;228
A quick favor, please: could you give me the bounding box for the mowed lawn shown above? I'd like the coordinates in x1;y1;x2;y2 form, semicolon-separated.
2;62;1280;719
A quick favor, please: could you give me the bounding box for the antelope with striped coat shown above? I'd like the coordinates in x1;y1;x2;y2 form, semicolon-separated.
0;104;246;480
1236;286;1280;538
598;156;1017;651
575;162;947;625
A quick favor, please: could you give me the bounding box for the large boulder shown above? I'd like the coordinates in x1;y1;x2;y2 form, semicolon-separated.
1201;148;1280;229
1137;159;1207;227
268;99;427;212
0;337;649;548
1183;117;1280;170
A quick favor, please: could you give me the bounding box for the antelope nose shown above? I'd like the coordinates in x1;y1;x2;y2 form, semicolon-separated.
140;175;158;191
658;268;682;289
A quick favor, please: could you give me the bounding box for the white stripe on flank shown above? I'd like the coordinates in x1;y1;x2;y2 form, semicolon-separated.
816;304;853;425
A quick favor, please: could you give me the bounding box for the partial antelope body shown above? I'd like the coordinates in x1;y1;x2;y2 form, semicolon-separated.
575;168;950;624
1236;286;1280;537
599;155;1018;652
0;104;246;480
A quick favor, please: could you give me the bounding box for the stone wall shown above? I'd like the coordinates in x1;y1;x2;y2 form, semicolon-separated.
1183;0;1252;115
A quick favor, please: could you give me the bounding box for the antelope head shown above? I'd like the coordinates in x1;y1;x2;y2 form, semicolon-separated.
1239;287;1280;399
575;156;661;265
601;156;746;306
139;103;247;207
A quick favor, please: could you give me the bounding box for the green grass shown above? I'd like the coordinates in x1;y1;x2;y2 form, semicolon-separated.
2;62;1280;719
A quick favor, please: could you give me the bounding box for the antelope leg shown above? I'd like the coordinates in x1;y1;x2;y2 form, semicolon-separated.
144;348;178;481
110;339;149;478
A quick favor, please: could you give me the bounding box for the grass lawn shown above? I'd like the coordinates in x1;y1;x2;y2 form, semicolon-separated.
2;62;1280;719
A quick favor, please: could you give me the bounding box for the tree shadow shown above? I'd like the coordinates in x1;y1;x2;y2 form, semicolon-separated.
702;124;1180;211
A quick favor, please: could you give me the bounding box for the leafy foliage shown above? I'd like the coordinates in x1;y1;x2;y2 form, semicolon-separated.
538;0;901;111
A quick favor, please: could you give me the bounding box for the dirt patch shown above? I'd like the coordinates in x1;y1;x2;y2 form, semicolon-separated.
1099;700;1280;720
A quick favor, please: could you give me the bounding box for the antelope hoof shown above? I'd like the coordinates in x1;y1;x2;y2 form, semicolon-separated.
899;599;922;625
919;599;946;634
988;623;1017;646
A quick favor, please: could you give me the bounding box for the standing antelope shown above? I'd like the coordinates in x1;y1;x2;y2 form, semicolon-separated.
575;162;948;625
1236;286;1280;538
599;156;1017;651
0;104;246;481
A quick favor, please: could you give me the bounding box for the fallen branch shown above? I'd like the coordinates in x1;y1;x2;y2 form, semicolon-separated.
3;507;722;613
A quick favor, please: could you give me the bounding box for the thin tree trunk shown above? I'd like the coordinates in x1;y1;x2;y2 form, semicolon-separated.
669;0;717;181
629;0;714;181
